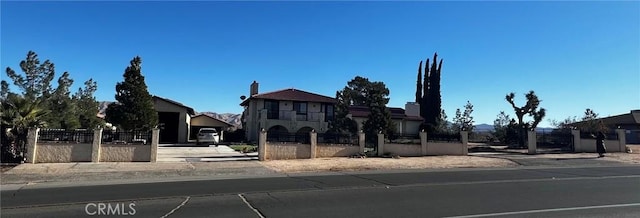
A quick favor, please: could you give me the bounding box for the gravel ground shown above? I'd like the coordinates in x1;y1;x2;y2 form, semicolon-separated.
260;156;519;173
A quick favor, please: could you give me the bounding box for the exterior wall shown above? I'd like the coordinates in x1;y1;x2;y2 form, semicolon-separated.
427;142;467;155
257;131;468;160
578;139;623;152
385;143;422;157
35;143;93;163
405;120;422;135
316;144;360;157
245;99;330;142
26;128;160;163
100;144;152;162
266;142;311;160
154;99;190;143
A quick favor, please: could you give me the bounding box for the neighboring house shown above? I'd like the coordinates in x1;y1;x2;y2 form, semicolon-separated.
240;81;336;142
190;114;234;141
348;102;423;135
570;110;640;144
153;96;196;144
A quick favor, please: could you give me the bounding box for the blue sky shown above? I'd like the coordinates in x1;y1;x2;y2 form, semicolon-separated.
2;1;639;127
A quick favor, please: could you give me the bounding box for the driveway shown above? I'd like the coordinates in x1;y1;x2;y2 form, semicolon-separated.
157;144;258;162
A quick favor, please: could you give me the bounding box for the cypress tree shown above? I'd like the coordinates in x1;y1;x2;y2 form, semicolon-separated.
428;53;443;128
415;61;422;103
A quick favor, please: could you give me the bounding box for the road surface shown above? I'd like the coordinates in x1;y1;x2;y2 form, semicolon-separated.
2;166;640;217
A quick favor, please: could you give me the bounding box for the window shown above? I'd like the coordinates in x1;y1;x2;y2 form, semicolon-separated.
325;104;334;122
293;102;307;115
264;100;279;119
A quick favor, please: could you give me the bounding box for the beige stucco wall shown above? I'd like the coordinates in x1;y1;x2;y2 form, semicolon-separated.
385;143;422;157
266;142;311;160
427;142;467;155
154;98;190;143
100;144;151;162
316;144;360;157
578;139;623;152
35;143;93;163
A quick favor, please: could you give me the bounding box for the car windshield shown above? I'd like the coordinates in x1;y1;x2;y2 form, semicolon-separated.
200;129;217;134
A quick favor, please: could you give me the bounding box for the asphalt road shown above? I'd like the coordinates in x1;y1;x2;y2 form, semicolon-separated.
2;166;640;218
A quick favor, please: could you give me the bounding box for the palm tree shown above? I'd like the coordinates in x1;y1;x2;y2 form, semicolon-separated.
1;94;49;162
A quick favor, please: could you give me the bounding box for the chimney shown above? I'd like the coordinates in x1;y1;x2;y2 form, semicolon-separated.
250;81;259;96
405;102;420;117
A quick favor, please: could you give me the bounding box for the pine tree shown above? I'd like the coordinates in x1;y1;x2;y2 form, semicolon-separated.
105;56;158;131
45;72;80;129
73;79;103;129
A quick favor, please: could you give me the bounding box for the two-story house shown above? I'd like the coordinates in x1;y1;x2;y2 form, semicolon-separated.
240;81;336;142
348;102;424;135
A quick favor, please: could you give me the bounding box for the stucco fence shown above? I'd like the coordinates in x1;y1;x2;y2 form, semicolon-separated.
522;129;627;154
25;128;159;164
258;130;469;161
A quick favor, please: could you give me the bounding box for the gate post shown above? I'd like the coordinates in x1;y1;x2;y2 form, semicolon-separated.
92;128;103;163
616;129;626;152
258;129;267;161
571;129;581;152
151;128;160;162
26;128;40;164
528;130;537;154
377;131;385;156
420;130;427;156
358;130;365;154
310;130;317;159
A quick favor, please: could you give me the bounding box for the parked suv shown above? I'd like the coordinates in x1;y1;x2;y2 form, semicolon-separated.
196;128;219;146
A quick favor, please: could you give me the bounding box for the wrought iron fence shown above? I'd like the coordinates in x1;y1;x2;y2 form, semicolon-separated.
266;132;310;143
317;133;358;145
427;132;461;142
38;129;94;143
536;129;573;150
102;130;152;144
1;125;24;163
388;133;420;140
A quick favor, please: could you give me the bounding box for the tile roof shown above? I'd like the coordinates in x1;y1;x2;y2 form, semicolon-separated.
240;88;336;106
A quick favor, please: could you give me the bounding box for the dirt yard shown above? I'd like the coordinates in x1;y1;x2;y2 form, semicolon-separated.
260;156;519;173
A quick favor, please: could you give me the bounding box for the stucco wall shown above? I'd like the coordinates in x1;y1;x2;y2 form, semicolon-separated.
100;144;151;162
266;142;311;160
316;144;360;157
385;143;422;157
578;139;623;152
427;142;467;155
35;143;93;163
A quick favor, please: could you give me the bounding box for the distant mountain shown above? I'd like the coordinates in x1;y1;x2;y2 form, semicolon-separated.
197;112;242;129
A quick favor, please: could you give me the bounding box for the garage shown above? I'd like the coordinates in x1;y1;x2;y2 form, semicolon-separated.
153;96;195;144
190;114;234;142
